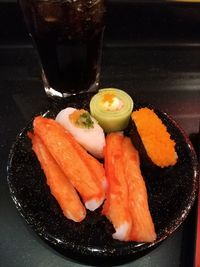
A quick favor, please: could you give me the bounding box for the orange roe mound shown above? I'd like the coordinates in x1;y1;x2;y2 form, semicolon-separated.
131;107;177;168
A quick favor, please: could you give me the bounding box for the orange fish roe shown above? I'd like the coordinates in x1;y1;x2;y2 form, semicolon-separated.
69;109;86;125
131;107;178;168
102;93;116;104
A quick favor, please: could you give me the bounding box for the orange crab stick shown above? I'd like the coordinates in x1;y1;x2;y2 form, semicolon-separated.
122;137;156;242
28;133;86;222
102;132;132;241
33;116;105;211
63;128;107;190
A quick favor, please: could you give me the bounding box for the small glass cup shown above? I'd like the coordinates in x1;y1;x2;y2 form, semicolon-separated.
19;0;106;99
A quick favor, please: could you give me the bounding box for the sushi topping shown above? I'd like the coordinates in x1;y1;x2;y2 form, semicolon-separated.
101;93;124;111
32;116;105;213
56;107;105;159
103;132;156;242
69;109;94;129
90;88;134;133
131;107;178;168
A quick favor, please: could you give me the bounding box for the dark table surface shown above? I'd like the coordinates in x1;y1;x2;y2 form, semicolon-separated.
0;1;200;267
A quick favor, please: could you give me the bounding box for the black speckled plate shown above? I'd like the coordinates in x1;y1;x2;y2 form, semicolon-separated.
7;93;199;264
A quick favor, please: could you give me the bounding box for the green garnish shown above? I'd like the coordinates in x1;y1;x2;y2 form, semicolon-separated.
76;112;94;129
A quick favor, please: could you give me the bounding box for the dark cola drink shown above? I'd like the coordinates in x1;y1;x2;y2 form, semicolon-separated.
19;0;106;98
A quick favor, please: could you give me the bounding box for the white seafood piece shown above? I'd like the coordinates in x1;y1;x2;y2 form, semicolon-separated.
112;222;131;241
55;107;105;159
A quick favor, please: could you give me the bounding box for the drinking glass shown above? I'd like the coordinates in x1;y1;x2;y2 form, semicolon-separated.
19;0;106;99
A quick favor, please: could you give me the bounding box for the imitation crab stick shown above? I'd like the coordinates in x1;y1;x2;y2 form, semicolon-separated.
102;132;132;241
33;116;105;211
28;133;86;222
60;125;107;190
122;137;156;242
